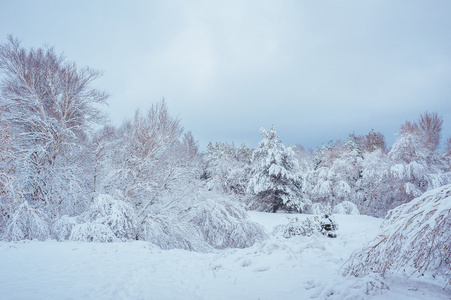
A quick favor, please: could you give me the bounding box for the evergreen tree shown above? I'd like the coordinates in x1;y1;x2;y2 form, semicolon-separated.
247;126;302;212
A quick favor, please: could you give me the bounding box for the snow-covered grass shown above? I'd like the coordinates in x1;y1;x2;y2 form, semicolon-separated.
0;212;449;300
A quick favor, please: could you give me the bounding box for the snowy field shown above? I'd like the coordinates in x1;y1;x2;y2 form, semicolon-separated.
0;212;449;300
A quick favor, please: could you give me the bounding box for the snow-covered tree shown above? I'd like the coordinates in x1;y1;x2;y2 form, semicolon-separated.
358;149;393;217
303;134;364;210
247;126;303;212
333;201;360;215
358;129;386;153
92;100;184;214
388;115;451;204
445;138;451;171
343;185;451;287
203;142;251;195
4;201;49;241
0;36;107;221
0;118;20;236
179;191;267;249
68;194;138;242
151;187;267;250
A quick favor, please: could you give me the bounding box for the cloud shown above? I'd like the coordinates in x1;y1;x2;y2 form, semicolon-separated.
1;0;451;149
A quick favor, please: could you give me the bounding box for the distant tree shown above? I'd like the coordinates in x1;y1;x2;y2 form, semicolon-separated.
203;142;251;195
389;113;450;204
418;112;442;151
358;149;393;217
445;138;451;171
304;134;363;211
247;126;302;212
359;129;386;153
312;140;341;170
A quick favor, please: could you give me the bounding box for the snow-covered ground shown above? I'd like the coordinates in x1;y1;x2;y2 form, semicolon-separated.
0;212;449;300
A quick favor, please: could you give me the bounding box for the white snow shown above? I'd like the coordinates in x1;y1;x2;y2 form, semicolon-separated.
0;212;449;300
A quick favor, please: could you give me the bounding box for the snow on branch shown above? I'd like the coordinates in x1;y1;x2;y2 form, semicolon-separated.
179;192;267;249
85;194;138;241
141;214;210;251
4;201;49;241
69;194;138;242
70;223;117;242
342;184;451;287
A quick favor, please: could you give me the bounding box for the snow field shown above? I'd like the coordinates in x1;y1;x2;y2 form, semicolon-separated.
0;212;449;300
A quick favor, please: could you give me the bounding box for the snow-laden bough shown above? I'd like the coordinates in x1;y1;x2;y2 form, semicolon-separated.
342;184;451;288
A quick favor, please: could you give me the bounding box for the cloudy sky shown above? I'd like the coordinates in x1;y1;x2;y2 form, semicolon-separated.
1;1;450;150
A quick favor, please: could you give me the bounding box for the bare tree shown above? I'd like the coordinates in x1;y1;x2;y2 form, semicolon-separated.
418;112;443;151
92;100;183;218
400;112;443;151
0;35;107;217
359;130;386;153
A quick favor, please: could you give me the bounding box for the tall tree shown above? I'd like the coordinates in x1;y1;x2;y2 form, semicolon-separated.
0;36;107;219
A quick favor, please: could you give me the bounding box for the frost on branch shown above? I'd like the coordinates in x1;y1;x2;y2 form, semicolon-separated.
342;184;451;287
283;214;338;238
4;201;49;241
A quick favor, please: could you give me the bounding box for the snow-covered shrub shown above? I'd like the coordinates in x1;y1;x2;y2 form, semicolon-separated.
141;214;210;251
4;201;49;241
283;216;321;237
85;194;138;241
180;193;267;249
342;185;451;287
283;214;338;238
310;203;325;215
203;142;251;196
333;201;360;215
69;223;117;242
51;215;78;241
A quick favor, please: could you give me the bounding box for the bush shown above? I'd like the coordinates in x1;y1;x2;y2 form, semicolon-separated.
70;223;117;242
342;184;451;287
51;215;78;241
141;214;210;251
85;194;138;240
310;203;326;215
333;201;360;215
283;214;338;238
4;201;49;241
181;194;267;249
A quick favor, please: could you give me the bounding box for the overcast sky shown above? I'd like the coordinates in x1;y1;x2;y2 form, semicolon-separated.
1;1;450;150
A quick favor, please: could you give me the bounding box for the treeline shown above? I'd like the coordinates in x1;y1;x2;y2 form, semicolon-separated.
206;113;451;217
0;36;450;245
